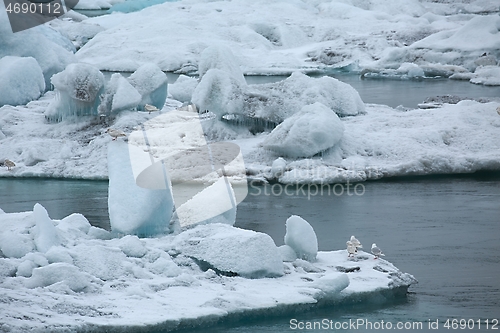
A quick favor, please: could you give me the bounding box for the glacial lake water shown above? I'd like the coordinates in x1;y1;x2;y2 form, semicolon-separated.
105;71;500;109
1;173;499;332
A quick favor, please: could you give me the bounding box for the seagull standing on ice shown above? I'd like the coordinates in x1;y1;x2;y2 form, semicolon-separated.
106;128;126;141
350;235;363;249
346;241;357;257
371;243;385;259
144;104;159;114
4;159;15;170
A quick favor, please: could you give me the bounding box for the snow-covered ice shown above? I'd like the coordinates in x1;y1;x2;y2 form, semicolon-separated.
45;63;105;122
98;73;142;114
193;71;364;126
127;63;168;111
0;205;416;332
284;215;318;262
74;0;500;80
0;11;74;91
263;102;345;158
0;57;45;107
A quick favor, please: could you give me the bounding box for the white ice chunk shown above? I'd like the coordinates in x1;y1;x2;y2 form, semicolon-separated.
397;62;424;77
0;56;45;107
192;68;245;119
470;66;500;86
99;73;142;114
312;274;350;298
174;224;283;278
32;204;61;253
57;213;91;234
412;15;500;52
108;142;174;236
45;246;74;264
198;45;245;84
0;231;34;258
194;71;364;127
0;10;75;88
284;215;318;262
128;63;168;111
16;260;37;278
277;244;297;262
263;103;345;158
45;63;105;122
146;254;181;277
24;263;98;293
113;235;147;258
87;226;112;240
271;157;287;179
168;75;199;103
70;244;127;281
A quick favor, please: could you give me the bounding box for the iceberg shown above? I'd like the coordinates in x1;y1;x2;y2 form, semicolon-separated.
98;73;142;115
198;45;246;84
0;57;45;107
173;223;283;278
168;74;198;103
126;106;248;229
193;70;364;136
0;206;416;332
108;142;174;236
45;63;105;122
263;102;345;158
0;10;74;89
128;63;168;111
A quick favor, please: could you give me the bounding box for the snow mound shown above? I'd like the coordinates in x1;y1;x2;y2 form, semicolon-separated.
108;142;174;236
412;15;500;53
284;215;318;262
45;63;105;122
263;103;345;158
0;57;45;107
128;63;168;111
173;223;283;278
0;11;75;88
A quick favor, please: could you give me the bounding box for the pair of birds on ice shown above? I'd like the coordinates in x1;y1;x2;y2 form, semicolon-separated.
346;235;384;259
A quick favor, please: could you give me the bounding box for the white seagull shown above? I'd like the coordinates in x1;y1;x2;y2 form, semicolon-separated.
106;128;126;141
346;241;357;257
4;159;15;170
371;243;385;259
144;104;159;114
350;235;363;249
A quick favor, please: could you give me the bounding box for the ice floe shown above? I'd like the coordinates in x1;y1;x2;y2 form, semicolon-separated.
0;204;416;332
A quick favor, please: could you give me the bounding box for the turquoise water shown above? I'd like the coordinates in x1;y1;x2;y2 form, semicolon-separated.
1;173;499;332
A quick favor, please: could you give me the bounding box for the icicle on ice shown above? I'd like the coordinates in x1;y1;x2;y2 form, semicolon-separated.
45;63;105;122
